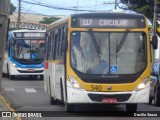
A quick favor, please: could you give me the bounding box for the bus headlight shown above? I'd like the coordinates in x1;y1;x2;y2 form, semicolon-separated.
12;63;16;67
69;76;83;90
135;77;149;91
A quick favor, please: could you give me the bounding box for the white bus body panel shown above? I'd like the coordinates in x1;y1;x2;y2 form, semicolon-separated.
44;61;66;101
44;66;50;94
50;62;56;98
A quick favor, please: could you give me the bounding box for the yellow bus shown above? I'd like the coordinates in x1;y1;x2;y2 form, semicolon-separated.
44;12;156;112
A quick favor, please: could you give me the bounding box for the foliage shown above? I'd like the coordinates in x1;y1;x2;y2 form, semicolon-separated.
120;0;160;21
10;3;16;15
39;17;60;24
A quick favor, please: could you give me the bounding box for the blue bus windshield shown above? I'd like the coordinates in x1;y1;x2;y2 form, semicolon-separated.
12;39;45;60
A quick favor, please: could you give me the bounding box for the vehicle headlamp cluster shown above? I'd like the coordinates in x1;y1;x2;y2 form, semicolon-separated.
135;77;149;91
11;62;17;67
68;76;83;90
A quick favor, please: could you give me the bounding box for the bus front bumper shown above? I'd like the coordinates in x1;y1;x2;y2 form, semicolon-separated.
66;81;150;104
10;65;44;75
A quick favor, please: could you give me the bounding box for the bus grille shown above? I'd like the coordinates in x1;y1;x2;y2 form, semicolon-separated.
88;93;131;102
17;70;43;73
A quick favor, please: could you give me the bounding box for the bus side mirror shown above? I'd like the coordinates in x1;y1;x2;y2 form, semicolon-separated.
151;35;158;49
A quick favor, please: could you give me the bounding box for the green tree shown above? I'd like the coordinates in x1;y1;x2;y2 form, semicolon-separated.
120;0;160;21
10;3;16;15
39;17;60;24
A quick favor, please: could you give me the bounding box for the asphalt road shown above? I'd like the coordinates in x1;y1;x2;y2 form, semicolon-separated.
1;76;160;120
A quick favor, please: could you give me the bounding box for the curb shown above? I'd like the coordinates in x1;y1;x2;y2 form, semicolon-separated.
0;95;22;120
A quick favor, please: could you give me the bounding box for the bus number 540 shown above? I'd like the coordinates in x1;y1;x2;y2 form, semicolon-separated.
91;85;102;91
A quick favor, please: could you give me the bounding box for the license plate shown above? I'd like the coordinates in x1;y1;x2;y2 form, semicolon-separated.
102;98;117;103
28;69;34;71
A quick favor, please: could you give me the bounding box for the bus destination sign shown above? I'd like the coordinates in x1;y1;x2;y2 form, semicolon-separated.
14;32;45;38
75;18;145;28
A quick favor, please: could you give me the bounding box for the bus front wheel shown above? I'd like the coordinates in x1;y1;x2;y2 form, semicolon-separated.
40;75;44;80
6;64;9;77
154;88;160;106
9;75;15;80
149;96;153;104
126;104;137;112
50;96;58;105
2;72;5;77
65;103;75;112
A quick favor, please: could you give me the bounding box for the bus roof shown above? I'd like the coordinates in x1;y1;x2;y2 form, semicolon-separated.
70;12;145;18
47;16;68;31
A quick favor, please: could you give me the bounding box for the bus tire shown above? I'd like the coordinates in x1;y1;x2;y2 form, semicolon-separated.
6;64;9;77
9;75;15;80
154;88;160;106
40;75;44;80
60;79;64;105
126;104;137;112
65;103;75;112
29;75;33;79
2;72;5;77
49;78;58;105
148;97;153;104
50;96;58;105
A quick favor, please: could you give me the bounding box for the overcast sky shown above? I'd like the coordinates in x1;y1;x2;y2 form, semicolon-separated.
11;0;123;16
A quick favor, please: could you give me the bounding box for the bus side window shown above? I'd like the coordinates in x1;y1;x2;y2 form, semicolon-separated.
55;29;59;59
64;26;68;39
59;26;67;56
62;25;68;52
60;27;63;56
46;32;51;60
57;27;62;57
59;27;64;57
55;27;63;58
51;31;56;60
49;31;52;60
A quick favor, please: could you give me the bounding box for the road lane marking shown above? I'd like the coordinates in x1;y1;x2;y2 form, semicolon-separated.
25;88;37;93
4;88;15;92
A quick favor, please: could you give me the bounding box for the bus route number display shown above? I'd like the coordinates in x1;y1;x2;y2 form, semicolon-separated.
14;32;45;38
79;18;140;28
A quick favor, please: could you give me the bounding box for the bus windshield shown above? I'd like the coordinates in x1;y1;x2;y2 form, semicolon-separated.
12;39;45;61
71;31;147;75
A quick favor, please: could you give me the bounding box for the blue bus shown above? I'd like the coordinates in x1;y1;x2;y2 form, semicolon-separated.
3;29;46;80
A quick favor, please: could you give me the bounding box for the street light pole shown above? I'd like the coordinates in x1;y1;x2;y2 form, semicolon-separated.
152;0;157;36
17;0;21;29
152;0;158;62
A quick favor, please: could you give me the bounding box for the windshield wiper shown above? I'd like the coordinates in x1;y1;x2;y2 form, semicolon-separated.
116;29;130;53
88;29;100;56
